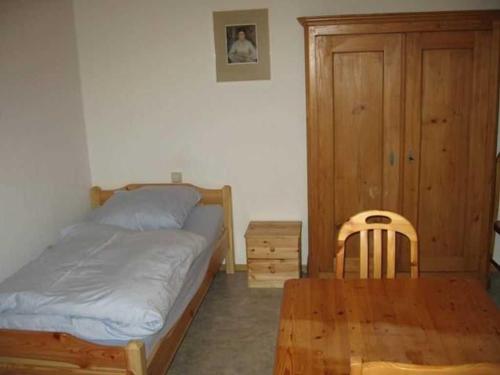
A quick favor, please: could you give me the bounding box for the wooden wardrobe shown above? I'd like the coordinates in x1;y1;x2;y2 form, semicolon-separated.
299;11;500;280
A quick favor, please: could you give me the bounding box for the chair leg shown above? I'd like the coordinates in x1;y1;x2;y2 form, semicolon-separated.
350;356;362;375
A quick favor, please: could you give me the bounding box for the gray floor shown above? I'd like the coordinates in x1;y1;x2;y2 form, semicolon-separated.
169;272;282;375
168;271;500;375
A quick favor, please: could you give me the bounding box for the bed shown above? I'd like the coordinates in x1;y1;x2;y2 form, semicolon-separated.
0;183;235;375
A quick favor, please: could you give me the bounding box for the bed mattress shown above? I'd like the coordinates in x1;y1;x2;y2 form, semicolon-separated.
0;204;224;349
96;204;224;355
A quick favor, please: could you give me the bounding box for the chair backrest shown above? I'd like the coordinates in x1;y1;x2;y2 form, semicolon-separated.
350;357;500;375
336;210;418;279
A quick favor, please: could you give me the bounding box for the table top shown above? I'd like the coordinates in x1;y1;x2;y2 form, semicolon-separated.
274;278;500;375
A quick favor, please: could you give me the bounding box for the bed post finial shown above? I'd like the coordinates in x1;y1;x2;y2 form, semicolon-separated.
90;186;102;209
125;340;146;375
222;185;235;274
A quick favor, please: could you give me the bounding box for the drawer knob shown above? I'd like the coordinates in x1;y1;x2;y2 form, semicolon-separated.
268;265;275;273
270;247;275;252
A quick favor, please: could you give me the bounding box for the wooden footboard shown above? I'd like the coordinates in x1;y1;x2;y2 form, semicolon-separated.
0;330;144;374
0;184;234;375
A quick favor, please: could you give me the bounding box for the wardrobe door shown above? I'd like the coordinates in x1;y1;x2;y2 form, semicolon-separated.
403;31;495;273
308;34;403;276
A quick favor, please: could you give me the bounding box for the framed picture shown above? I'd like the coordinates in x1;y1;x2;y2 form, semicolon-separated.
213;9;270;82
226;24;258;64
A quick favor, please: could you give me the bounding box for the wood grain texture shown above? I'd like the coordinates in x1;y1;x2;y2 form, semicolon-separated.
308;33;403;276
274;278;500;375
482;22;500;283
221;185;235;274
403;31;493;275
304;18;321;277
298;10;500;32
125;341;146;375
301;10;500;280
336;211;418;279
0;331;127;369
311;34;335;276
351;356;500;375
373;229;382;278
0;363;126;375
245;221;302;288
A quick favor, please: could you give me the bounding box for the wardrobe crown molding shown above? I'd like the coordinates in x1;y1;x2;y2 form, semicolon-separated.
298;10;500;33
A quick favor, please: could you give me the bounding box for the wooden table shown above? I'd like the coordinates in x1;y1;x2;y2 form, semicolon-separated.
274;278;500;375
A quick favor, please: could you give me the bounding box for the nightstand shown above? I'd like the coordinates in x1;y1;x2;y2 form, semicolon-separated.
245;221;302;288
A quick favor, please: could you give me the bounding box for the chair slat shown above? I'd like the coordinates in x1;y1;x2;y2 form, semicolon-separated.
335;210;418;279
373;229;382;279
410;240;418;278
360;230;368;279
386;230;396;279
336;242;346;279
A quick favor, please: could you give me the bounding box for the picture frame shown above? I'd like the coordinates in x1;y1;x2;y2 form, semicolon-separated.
213;9;270;82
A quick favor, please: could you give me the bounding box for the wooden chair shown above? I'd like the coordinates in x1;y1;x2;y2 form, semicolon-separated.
350;356;500;374
336;210;418;279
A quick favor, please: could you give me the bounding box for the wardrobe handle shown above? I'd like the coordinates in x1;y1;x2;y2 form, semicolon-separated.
408;150;415;162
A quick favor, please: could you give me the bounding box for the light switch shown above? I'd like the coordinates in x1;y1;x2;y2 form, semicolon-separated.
171;172;183;183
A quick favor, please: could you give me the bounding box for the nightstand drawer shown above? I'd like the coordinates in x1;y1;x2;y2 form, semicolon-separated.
245;221;302;288
248;259;299;286
247;246;299;260
246;237;299;249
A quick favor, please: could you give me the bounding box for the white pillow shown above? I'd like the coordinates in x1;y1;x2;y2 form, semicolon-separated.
88;186;201;231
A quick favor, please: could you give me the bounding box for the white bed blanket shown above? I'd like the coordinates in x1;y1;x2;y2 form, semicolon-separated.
0;223;206;341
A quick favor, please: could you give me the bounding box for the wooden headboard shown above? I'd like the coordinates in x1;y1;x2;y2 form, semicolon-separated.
89;183;235;273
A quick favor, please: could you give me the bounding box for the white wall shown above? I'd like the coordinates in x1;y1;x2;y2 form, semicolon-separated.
74;0;500;266
0;0;91;281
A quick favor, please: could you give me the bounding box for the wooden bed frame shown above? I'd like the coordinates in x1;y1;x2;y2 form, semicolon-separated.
0;183;235;375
